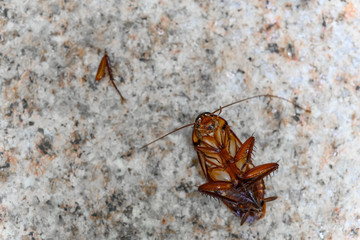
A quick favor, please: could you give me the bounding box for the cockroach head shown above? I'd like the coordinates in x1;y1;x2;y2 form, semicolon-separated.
194;112;217;130
195;112;211;124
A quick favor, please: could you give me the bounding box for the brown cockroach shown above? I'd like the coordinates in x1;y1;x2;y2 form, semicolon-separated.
142;94;310;225
95;51;126;103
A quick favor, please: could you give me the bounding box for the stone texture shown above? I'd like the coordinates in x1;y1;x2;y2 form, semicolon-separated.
1;0;360;239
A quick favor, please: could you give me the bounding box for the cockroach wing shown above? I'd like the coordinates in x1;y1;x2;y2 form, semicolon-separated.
226;128;243;159
196;151;209;180
95;54;107;81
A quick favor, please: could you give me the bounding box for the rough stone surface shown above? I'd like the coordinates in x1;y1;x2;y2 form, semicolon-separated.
1;0;360;239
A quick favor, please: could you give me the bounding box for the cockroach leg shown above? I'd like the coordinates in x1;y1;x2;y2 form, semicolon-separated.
195;146;219;154
198;181;233;191
241;163;279;189
234;136;255;170
240;211;250;225
242;163;279;180
198;182;238;203
199;191;238;204
264;196;277;202
95;51;126;103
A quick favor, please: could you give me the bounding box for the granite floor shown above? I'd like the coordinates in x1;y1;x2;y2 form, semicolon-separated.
1;0;360;239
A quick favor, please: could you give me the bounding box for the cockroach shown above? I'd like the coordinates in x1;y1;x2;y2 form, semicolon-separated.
142;94;310;225
95;51;126;103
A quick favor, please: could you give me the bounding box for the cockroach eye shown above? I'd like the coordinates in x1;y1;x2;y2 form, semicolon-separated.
207;124;214;130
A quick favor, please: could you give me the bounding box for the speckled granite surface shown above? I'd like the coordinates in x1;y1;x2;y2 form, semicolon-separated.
1;0;360;239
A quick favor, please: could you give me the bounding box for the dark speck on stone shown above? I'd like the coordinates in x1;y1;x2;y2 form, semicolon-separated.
124;205;133;218
22;99;28;109
205;49;214;54
268;43;279;53
6;102;16;117
274;111;280;120
176;182;191;193
77;103;90;117
71;131;82;145
37;138;52;155
237;68;245;74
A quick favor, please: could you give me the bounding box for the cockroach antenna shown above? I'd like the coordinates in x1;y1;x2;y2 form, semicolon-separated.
211;94;311;114
141;94;310;149
140;122;195;149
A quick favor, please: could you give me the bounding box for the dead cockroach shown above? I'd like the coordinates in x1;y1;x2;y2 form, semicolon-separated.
193;113;277;225
95;51;126;103
141;94;310;225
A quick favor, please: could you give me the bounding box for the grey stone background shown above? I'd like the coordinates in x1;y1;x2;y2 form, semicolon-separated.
1;0;360;239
